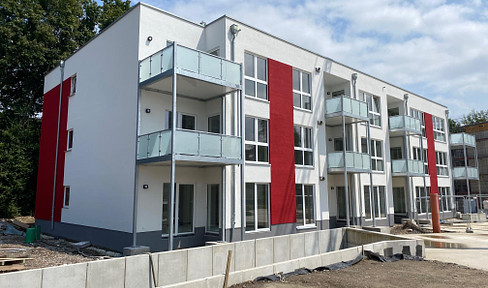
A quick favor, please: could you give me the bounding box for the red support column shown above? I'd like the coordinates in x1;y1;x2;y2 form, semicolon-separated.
424;113;441;233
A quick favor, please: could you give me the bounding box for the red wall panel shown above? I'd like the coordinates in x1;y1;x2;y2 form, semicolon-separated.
424;113;439;195
35;78;70;222
268;59;296;225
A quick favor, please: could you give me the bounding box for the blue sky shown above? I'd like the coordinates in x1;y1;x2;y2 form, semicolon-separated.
135;0;487;119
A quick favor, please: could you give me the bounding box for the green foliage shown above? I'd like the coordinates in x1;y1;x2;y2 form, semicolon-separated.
459;109;488;126
448;118;461;133
0;0;131;218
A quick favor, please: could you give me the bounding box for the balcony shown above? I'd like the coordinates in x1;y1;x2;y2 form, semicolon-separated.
325;96;369;126
391;159;425;176
139;43;242;101
450;133;476;147
137;129;242;165
389;115;422;136
327;152;371;173
452;167;479;180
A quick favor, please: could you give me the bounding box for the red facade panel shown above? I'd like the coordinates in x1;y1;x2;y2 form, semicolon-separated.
424;113;439;195
35;78;70;222
268;59;296;225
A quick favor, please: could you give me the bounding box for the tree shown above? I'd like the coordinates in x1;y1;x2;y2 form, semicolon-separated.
460;109;488;126
0;0;131;218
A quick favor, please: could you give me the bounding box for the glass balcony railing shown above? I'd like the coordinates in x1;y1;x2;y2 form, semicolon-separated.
137;129;242;161
450;133;476;147
325;96;368;119
452;167;479;179
139;44;242;88
327;152;371;170
392;159;424;175
389;115;421;134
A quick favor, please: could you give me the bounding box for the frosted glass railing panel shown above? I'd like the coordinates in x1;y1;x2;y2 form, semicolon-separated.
450;133;463;145
161;48;173;73
150;52;162;78
351;100;360;115
160;130;171;155
362;154;370;170
147;133;160;158
345;152;354;167
389;116;403;130
452;167;465;178
325;98;341;114
360;102;368;117
222;136;241;159
468;167;479;178
200;133;221;157
175;130;199;155
176;46;199;73
137;137;148;160
140;58;151;82
343;98;352;114
327;152;344;168
465;134;476;146
392;160;407;173
200;53;221;79
223;60;241;85
409;160;424;174
389;116;421;133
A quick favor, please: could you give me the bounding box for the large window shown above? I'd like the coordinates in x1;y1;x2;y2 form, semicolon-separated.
245;117;269;162
244;53;267;100
361;138;383;171
206;184;220;233
433;116;446;142
436;151;448;176
162;183;194;235
361;92;381;127
415;186;430;214
292;69;311;110
439;187;452;212
410;108;425;136
296;184;314;226
294;126;313;166
413;147;428;174
245;183;269;231
393;187;406;214
364;186;386;218
390;147;402;160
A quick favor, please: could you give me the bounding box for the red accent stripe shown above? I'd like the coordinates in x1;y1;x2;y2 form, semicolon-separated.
35;78;71;222
268;59;296;225
424;113;438;195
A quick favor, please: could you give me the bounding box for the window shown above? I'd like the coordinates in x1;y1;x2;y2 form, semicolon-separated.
364;186;386;218
162;183;194;235
165;111;196;130
296;184;315;226
415;186;430;214
390;147;402;160
439;187;452;211
413;147;428;174
433;116;446;142
208;115;221;133
361;138;383;171
67;129;74;151
393;187;406;214
64;186;70;207
245;117;268;162
436;151;448;176
332;90;345;97
410;108;425;136
244;53;267;100
245;183;269;231
206;184;220;233
292;69;311;110
337;186;347;220
334;138;343;152
361;92;381;127
388;107;399;117
70;75;77;96
294;126;313;166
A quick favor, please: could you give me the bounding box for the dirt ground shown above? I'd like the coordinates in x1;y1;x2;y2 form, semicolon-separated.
231;259;488;288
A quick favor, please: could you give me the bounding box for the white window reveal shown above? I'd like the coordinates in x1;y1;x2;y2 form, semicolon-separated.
292;69;312;110
294;126;313;166
245;117;269;163
245;183;269;231
244;53;267;100
162;183;194;235
296;184;315;227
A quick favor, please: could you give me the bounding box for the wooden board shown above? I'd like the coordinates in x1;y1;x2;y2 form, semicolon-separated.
0;258;32;266
0;264;25;272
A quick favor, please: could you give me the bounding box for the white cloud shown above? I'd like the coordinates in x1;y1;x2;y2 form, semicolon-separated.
142;0;488;119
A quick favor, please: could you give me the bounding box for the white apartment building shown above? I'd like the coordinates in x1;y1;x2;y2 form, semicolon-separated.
35;3;454;252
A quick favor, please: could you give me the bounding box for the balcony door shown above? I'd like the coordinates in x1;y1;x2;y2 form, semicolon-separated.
393;187;406;214
165;111;196;130
162;183;195;235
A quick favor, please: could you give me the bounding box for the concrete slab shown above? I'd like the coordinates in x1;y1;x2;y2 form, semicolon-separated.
304;231;320;256
273;259;299;274
426;248;488;271
240;265;274;282
320;250;342;266
86;258;125;288
298;255;321;269
158;249;188;286
289;233;305;259
255;237;273;267
340;246;362;262
234;240;255;271
273;235;290;263
212;243;235;275
125;254;150;288
42;262;87;288
318;230;331;253
187;246;213;281
0;269;42;288
206;275;224;288
227;271;243;287
123;245;150;256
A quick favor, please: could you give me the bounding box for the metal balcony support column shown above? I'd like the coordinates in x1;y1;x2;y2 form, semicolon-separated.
239;89;245;241
222;95;226;242
446;115;456;215
420;133;428;221
169;43;178;251
367;120;375;227
131;59;142;247
474;137;482;210
463;136;471;214
352;73;359;227
403;115;413;220
342;97;350;227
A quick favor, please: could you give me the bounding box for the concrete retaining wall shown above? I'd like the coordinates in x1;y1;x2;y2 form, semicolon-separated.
0;228;423;288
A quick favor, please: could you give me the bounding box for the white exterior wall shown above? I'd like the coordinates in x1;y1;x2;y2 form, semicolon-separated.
43;6;141;232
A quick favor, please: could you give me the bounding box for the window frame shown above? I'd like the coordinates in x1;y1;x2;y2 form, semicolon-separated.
432;116;446;142
296;184;315;228
70;75;77;96
415;186;430;214
294;126;313;167
363;186;386;219
165;110;197;130
245;183;270;232
206;184;220;234
162;183;195;237
439;187;452;212
244;52;268;100
207;114;221;134
292;69;312;111
361;92;382;127
412;147;428;174
361;138;384;172
67;129;74;151
410;108;425;137
435;151;449;176
245;116;269;163
63;186;70;208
